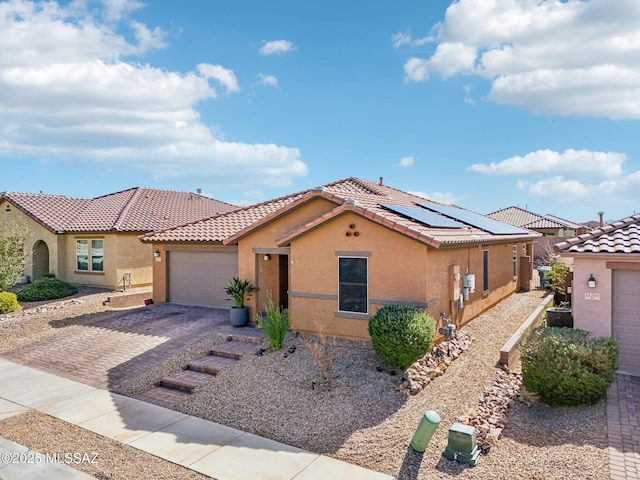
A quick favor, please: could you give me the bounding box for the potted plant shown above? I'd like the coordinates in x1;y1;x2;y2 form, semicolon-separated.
225;277;256;327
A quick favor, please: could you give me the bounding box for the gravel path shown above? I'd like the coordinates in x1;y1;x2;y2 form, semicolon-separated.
0;288;609;479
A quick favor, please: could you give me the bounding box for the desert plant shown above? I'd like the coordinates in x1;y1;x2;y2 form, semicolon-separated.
368;304;435;369
544;255;568;297
257;295;290;351
224;277;256;308
300;314;347;391
0;216;31;291
16;276;77;302
520;326;617;406
0;291;19;314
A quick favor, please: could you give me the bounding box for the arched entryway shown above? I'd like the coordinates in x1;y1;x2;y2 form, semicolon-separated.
32;240;49;281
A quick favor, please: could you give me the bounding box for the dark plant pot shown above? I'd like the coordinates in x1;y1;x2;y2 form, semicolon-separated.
546;307;573;328
229;306;249;327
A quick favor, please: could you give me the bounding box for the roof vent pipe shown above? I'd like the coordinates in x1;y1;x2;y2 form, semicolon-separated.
379;177;383;186
197;188;202;194
598;211;604;227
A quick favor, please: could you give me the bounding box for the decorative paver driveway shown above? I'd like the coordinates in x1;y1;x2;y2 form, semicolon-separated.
608;374;640;480
2;303;229;391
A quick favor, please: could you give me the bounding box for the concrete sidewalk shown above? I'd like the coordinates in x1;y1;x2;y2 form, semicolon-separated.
0;359;392;480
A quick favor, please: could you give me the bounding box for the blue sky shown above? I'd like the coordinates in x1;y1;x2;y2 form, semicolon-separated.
1;0;639;223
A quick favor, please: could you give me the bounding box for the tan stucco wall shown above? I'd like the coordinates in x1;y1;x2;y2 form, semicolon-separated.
63;232;152;289
0;199;60;281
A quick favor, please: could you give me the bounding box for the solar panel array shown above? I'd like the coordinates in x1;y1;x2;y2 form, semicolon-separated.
380;204;467;229
416;202;529;235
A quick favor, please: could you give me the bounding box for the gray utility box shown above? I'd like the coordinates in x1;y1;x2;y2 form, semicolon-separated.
442;423;480;467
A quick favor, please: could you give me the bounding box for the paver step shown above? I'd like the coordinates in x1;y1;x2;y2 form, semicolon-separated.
210;341;257;360
132;386;191;408
103;291;152;309
159;370;214;393
187;355;238;374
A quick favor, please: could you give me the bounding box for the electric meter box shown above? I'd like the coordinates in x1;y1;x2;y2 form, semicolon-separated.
442;422;480;466
463;274;475;293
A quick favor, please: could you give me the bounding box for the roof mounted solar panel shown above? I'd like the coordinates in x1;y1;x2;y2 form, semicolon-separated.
416;202;529;235
380;204;466;229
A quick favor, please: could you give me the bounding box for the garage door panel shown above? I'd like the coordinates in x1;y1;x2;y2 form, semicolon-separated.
613;270;640;376
168;250;238;308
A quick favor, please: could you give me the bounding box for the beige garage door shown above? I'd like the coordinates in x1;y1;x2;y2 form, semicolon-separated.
612;269;640;376
168;249;238;308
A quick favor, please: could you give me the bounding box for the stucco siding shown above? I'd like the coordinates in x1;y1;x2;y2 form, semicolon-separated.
0;199;60;281
571;257;614;338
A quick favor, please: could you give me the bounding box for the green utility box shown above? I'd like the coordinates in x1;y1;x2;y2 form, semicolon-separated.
410;410;441;452
442;423;480;467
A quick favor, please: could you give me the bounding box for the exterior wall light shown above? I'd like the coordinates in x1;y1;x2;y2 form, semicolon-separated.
154;250;161;258
588;274;596;288
264;254;271;261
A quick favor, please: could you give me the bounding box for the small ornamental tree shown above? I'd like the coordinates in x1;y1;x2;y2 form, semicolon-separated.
368;304;435;369
0;216;31;291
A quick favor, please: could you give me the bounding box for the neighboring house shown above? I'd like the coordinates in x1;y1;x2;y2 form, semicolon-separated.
487;206;587;237
0;188;236;290
141;178;540;341
488;206;588;266
555;215;640;376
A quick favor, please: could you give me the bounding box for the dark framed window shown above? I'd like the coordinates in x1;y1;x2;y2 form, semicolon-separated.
513;245;518;278
338;257;368;313
483;248;489;293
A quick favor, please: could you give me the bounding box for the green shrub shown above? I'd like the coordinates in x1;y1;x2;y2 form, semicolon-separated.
16;276;77;302
368;304;435;369
520;326;617;406
257;295;290;351
0;291;19;314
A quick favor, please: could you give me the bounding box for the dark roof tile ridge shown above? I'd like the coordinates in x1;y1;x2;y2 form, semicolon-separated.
90;187;140;201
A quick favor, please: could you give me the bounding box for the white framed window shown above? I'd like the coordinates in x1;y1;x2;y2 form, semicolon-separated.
338;257;368;313
76;239;104;272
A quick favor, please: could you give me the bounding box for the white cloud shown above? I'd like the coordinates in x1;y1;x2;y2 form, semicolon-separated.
0;0;307;188
197;64;240;94
256;73;278;87
468;149;626;180
397;156;414;167
391;29;434;49
410;190;460;205
473;148;640;207
259;40;296;56
402;0;640;119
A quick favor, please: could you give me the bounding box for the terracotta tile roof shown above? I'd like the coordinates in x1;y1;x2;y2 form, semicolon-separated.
141;177;540;247
555;214;640;254
488;206;575;230
0;188;236;233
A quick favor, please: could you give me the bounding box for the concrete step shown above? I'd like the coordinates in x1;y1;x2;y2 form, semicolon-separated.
159;370;214;393
210;341;258;360
229;332;264;345
103;291;152;309
187;355;238;375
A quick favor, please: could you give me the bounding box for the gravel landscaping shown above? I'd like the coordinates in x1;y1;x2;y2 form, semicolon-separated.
0;287;609;479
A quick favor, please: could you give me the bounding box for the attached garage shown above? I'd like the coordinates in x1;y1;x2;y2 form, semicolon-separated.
168;248;238;308
612;270;640;376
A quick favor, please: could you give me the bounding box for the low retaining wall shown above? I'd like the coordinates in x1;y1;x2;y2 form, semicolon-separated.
499;293;555;367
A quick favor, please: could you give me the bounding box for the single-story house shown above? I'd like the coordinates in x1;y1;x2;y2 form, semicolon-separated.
555;215;640;376
488;206;588;266
0;188;236;290
488;206;587;237
141;177;541;340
